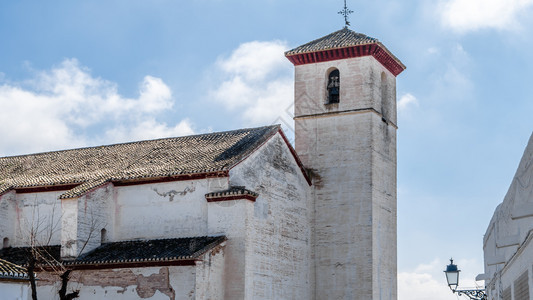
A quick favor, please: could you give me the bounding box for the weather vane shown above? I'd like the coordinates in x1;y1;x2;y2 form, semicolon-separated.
338;0;354;28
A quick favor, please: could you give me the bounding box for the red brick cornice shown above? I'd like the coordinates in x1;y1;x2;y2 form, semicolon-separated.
285;43;405;77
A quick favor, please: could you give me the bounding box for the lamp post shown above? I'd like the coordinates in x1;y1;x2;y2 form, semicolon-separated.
444;259;487;300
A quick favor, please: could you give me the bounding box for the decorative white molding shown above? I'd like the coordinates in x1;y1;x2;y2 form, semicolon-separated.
486;255;506;266
496;234;520;248
511;203;533;219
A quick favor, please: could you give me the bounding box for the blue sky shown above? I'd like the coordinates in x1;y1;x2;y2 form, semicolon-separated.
1;1;533;298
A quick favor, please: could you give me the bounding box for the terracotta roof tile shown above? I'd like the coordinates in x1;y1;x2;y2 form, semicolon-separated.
0;125;280;199
285;27;379;56
72;236;226;265
0;237;226;268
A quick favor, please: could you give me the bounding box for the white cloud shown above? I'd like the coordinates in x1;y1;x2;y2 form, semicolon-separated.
210;40;294;127
440;0;533;32
218;41;290;81
105;118;195;143
399;258;484;300
0;59;192;156
398;93;418;112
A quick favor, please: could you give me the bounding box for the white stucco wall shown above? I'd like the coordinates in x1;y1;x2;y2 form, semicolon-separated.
13;190;64;247
294;55;398;300
0;280;29;300
35;243;226;300
483;132;533;300
229;133;312;300
36;266;193;300
0;190;16;248
208;199;252;299
195;242;225;299
114;179;218;241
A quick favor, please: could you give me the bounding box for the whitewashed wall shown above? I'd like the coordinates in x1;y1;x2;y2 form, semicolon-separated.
229;133;312;300
114;179;215;241
35;243;225;300
0;281;29;300
0;190;16;248
483;132;533;299
294;55;398;300
13;190;63;247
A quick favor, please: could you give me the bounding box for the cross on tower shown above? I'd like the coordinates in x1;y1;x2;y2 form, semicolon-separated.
338;0;354;28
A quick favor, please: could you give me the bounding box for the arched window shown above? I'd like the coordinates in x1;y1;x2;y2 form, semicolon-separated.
101;228;107;244
327;69;340;104
3;237;9;248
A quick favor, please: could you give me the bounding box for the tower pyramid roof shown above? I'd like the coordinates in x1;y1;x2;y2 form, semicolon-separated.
285;27;378;56
285;27;405;76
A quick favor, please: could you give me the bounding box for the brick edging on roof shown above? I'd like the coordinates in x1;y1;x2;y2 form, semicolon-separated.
205;187;259;202
286;43;405;77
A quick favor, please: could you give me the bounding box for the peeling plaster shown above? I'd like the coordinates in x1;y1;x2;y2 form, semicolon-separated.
152;186;195;202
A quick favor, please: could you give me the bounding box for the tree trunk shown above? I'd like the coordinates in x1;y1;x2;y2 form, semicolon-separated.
27;255;38;300
59;269;79;300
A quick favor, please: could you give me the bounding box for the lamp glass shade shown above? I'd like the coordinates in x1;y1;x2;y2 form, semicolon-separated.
444;259;460;290
445;270;459;289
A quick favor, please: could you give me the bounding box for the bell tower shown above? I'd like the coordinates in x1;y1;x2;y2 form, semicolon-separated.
286;28;405;299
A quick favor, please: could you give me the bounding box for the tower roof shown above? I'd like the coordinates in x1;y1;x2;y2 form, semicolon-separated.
285;27;378;55
285;27;405;76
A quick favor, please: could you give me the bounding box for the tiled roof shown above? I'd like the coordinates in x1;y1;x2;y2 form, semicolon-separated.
0;125;280;199
0;237;226;268
0;245;61;267
72;236;226;266
205;186;259;201
285;27;379;56
0;258;28;280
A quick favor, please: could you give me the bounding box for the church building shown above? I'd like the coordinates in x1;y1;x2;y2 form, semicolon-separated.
0;26;405;299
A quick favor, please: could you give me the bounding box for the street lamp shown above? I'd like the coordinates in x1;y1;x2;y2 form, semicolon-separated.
444;258;487;300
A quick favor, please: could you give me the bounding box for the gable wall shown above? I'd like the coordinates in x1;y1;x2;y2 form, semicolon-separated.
113;177;228;241
228;132;312;299
9;190;64;247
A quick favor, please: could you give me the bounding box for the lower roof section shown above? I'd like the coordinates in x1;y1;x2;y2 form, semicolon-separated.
0;236;227;270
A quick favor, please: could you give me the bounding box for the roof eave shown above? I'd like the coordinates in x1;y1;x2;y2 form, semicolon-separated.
285;42;405;77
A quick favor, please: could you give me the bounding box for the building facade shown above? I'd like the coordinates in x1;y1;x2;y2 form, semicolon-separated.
0;27;404;299
481;133;533;300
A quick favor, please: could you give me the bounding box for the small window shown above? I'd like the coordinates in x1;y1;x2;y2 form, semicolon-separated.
327;69;340;104
2;237;9;248
101;228;107;244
